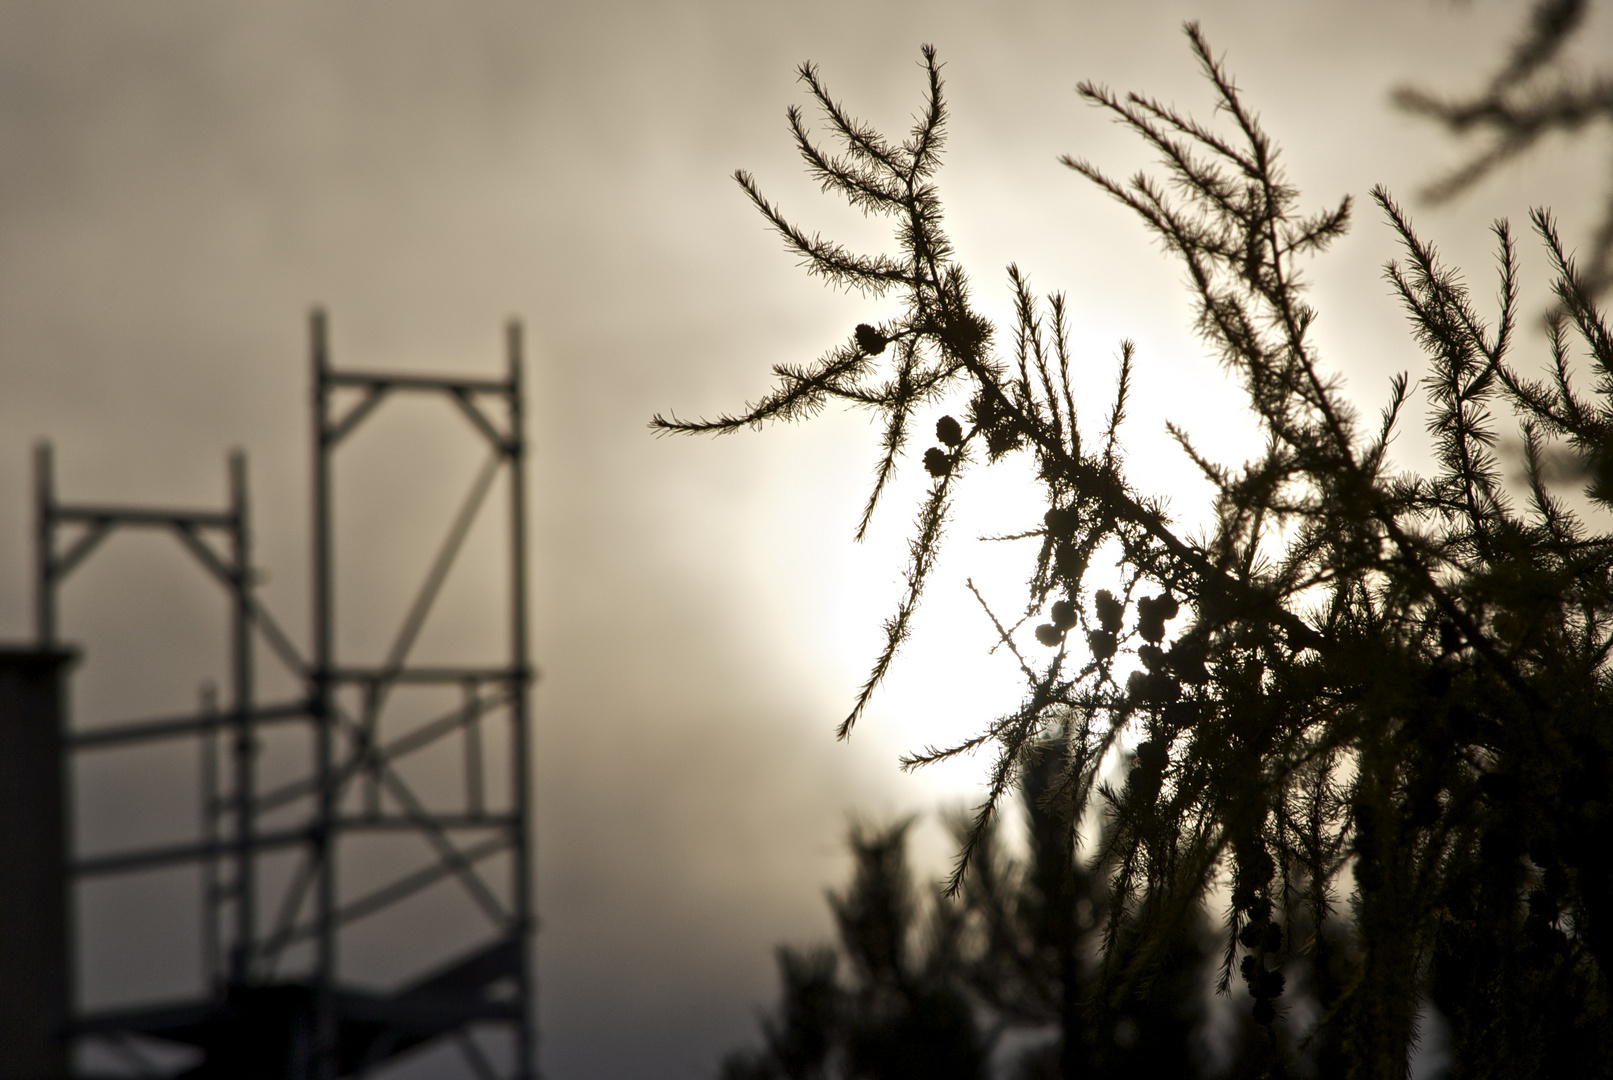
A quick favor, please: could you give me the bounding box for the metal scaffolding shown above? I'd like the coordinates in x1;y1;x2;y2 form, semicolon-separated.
40;311;536;1079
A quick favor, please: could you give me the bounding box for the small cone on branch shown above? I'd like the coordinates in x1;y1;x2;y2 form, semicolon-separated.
855;323;889;355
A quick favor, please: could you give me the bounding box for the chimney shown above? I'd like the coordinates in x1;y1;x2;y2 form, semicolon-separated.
0;648;75;1080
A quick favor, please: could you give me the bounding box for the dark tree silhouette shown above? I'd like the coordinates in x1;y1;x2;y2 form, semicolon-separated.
664;23;1613;1079
719;820;987;1080
720;743;1216;1080
953;737;1214;1079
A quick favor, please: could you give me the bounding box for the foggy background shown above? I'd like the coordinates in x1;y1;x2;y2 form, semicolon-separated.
0;1;1607;1077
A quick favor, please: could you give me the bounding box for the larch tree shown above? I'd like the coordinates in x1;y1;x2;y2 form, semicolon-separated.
659;23;1613;1080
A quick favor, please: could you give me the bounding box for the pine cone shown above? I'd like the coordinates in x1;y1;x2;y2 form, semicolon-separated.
855;323;888;355
1050;599;1076;630
1094;590;1124;633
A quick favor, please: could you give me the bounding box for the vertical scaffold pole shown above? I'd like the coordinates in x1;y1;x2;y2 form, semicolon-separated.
34;443;54;647
310;308;338;1080
507;319;537;1079
200;682;221;991
228;451;258;987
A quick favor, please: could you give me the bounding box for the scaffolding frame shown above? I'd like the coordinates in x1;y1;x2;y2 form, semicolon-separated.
41;311;536;1079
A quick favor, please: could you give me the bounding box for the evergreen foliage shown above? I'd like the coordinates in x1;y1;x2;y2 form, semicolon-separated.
719;820;988;1080
720;754;1215;1080
663;23;1613;1079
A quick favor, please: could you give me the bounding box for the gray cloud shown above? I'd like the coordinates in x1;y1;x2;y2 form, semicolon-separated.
0;1;1604;1076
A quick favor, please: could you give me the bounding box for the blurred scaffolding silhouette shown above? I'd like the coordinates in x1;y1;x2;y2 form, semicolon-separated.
0;312;536;1079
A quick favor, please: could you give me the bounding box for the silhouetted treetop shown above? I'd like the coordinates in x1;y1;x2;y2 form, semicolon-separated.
665;22;1613;1078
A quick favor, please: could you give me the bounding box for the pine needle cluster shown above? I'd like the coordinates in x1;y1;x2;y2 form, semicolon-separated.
658;24;1613;1077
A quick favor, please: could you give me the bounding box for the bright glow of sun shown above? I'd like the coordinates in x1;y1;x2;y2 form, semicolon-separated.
783;310;1265;825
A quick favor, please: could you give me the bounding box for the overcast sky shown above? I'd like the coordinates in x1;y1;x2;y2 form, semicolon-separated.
1;2;1608;1077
